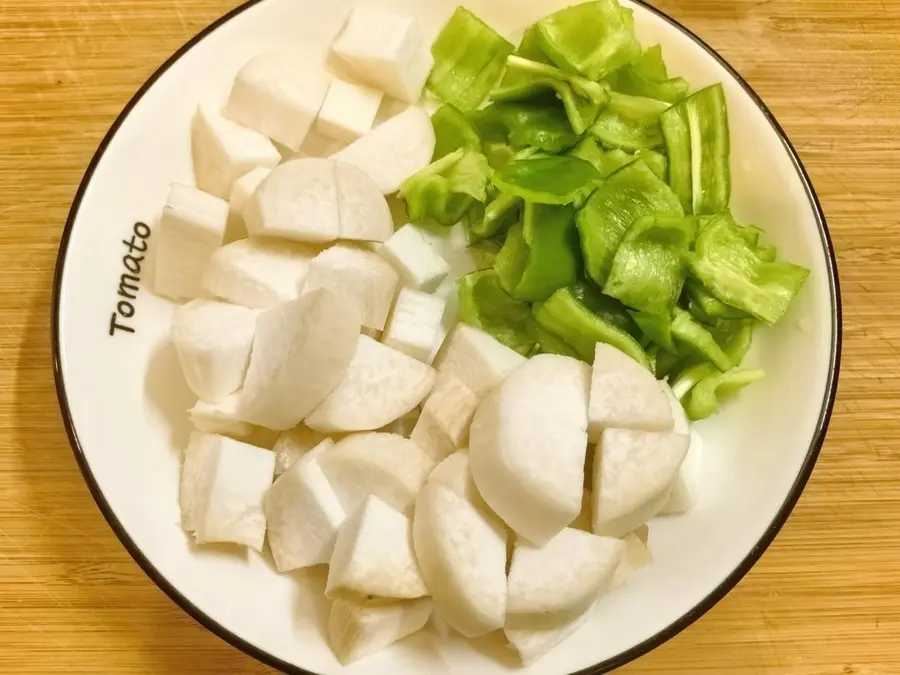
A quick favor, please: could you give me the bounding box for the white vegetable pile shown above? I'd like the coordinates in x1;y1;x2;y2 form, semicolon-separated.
156;7;705;667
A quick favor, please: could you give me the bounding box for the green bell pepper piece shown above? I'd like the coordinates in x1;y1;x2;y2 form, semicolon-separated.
467;191;522;241
634;149;667;181
570;280;641;338
609;45;690;103
458;270;538;355
399;149;492;226
684;369;765;421
588;91;669;151
577;160;684;286
569;140;667;181
708;320;755;366
469;102;580;153
493;155;601;205
630;310;677;353
669;362;717;400
428;7;515;112
431;105;483;161
685;279;751;322
532;323;581;358
671;308;732;371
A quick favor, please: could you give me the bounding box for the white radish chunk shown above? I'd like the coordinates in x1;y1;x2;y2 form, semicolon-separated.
170;300;259;403
189;395;254;438
316;78;384;143
305;336;435;434
326;495;427;602
469;355;591;546
332;9;432;103
506;604;593;667
611;526;653;588
413;480;507;638
155;184;229;300
506;528;623;629
426;450;495;518
383;288;446;363
179;432;275;551
434;324;526;400
588;343;674;441
229;167;271;220
328;597;432;665
378;408;420;438
273;425;329;476
659;383;703;515
192;103;280;198
411;376;479;462
379;225;451;292
317;433;435;516
592;429;689;538
239;288;361;431
331;106;435;194
202;237;319;309
224;53;332;151
334;162;394;243
264;440;346;571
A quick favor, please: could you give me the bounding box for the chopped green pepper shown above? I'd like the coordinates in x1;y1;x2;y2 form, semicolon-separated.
709;320;755;366
569;140;667;181
532;323;581;358
588;91;669;151
671;308;732;371
669;362;717;400
685;279;751;322
684;369;765;421
610;45;690;103
493;156;601;205
469;102;581;153
458;270;537;355
570;280;641;338
431;105;483;161
467;191;522;241
399;149;492;226
630;310;677;353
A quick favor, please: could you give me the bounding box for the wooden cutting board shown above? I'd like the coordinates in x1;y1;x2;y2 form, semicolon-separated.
0;1;895;673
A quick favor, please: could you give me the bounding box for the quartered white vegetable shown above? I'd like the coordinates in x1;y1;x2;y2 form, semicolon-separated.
378;408;420;438
239;288;361;431
155;184;229;300
179;432;275;551
382;288;447;363
316;433;435;516
611;526;653;589
592;429;689;538
331;8;432;103
334;162;395;243
273;425;329;476
434;324;527;400
328;597;433;665
302;245;399;333
411;376;479;462
331;105;435;194
189;394;254;438
305;336;436;434
264;439;345;571
170;300;259;403
326;495;428;602
229;167;271;220
316;78;384;143
224;53;332;151
506;602;593;667
660;383;704;515
426;450;496;519
588;343;674;441
378;224;451;292
469;354;591;546
202;237;319;309
192;103;280;199
506;528;623;629
413;480;508;638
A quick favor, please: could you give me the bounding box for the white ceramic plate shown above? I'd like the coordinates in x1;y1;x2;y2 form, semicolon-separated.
52;1;841;673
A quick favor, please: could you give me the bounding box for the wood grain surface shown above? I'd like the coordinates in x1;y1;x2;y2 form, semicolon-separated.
0;0;893;673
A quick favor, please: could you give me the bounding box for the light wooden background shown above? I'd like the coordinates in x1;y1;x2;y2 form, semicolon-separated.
0;0;894;673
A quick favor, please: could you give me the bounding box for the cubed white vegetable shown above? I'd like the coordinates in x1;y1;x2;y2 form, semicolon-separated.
264;440;346;570
316;78;384;143
434;324;526;399
273;425;329;476
332;8;432;103
328;597;433;665
611;526;653;589
239;288;361;431
202;238;320;309
305;336;436;434
469;355;591;546
224;53;332;151
327;495;427;602
192;103;280;199
302;245;399;333
155;183;229;300
189;395;254;438
411;376;478;462
660;429;704;515
426;450;496;519
179;432;275;551
334;162;395;242
506;604;593;667
331;106;435;194
378;407;420;438
379;225;450;292
170;300;259;403
229;167;271;220
383;288;446;363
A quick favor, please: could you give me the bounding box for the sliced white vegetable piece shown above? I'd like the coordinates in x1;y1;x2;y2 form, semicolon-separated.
506;603;593;667
507;528;623;629
592;429;689;538
305;336;435;433
434;324;526;400
382;288;446;363
612;526;653;589
413;480;507;638
326;495;427;602
264;439;346;571
659;382;703;514
588;343;674;441
202;237;319;309
192;103;280;199
155;184;229;300
239;288;361;431
229;167;271;220
411;376;479;462
302;245;399;333
378;408;420;438
662;382;691;435
317;433;434;516
332;8;432;103
273;425;329;476
316;78;384;143
426;450;496;519
379;225;451;292
334;162;394;243
170;300;259;403
180;432;275;551
328;597;433;665
224;53;332;151
469;355;591;546
331;106;435;194
189;395;254;438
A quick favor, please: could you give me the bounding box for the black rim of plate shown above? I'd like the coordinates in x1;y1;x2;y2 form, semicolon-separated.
51;1;842;673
